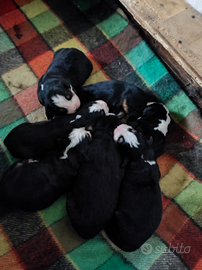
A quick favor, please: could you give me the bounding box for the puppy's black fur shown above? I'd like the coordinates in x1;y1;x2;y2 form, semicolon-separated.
0;126;92;212
37;48;93;119
66;115;124;239
105;124;162;252
4;101;108;159
78;80;158;119
128;102;171;158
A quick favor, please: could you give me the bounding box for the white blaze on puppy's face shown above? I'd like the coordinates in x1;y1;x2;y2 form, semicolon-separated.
88;100;109;114
113;124;140;148
51;86;81;114
60;127;91;159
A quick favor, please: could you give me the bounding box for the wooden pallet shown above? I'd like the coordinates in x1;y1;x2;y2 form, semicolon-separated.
119;0;202;109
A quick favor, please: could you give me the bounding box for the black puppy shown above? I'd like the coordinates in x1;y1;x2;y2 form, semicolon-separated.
128;102;171;158
4;100;109;159
37;48;93;119
66;115;124;239
78;80;158;120
105;124;162;252
0;125;94;212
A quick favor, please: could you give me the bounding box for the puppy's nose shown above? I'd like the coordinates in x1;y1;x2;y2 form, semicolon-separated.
69;95;81;113
74;96;81;108
114;125;123;132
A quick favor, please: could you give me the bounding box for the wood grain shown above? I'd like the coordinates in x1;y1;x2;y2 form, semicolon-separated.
119;0;202;109
144;0;188;20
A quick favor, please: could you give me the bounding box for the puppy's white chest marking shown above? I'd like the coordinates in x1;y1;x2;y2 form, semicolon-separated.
154;105;171;136
141;155;156;165
60;127;91;159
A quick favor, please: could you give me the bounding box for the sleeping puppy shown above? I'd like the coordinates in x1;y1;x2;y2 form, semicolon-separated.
128;102;171;158
0;126;93;212
66;114;125;239
37;48;93;119
77;80;158;120
4;100;109;159
105;124;162;252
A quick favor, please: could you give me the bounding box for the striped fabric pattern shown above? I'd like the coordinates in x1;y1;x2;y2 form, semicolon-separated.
0;0;202;269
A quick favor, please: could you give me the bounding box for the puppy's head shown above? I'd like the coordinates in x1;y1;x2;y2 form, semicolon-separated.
122;89;159;121
113;124;155;165
142;102;167;118
69;100;109;130
73;100;109;117
50;82;80;114
122;96;146;122
86;100;110;127
114;124;141;153
140;102;171;136
40;78;81;119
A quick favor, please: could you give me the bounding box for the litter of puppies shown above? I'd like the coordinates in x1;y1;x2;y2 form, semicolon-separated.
0;48;171;252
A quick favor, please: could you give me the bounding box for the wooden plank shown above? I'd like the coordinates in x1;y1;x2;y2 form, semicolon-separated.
160;7;202;42
144;0;188;20
158;7;202;79
118;0;202;109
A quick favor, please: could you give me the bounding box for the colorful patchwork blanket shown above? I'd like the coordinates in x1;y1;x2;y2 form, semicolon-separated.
0;0;202;269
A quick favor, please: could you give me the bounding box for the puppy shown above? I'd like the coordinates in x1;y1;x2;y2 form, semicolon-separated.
4;100;109;159
0;126;93;212
128;102;171;158
66;115;124;239
78;80;158;120
105;124;162;252
37;48;93;119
